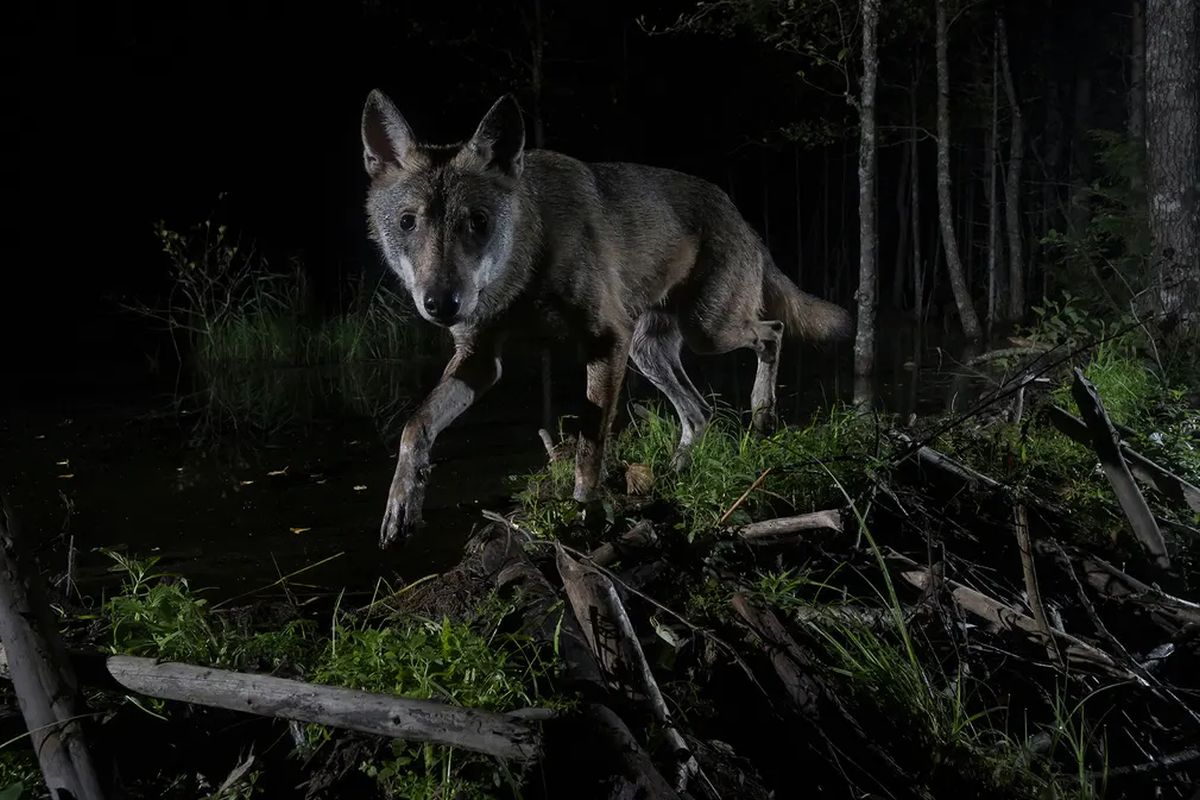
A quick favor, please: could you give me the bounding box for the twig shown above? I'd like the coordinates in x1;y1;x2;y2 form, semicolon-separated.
1012;505;1060;666
716;467;773;526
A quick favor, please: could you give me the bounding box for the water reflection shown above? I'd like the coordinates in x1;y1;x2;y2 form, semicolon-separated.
2;319;992;599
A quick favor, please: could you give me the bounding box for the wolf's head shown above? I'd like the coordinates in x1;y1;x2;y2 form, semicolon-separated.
361;90;526;328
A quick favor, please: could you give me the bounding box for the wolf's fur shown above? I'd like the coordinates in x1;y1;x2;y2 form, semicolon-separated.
362;90;852;548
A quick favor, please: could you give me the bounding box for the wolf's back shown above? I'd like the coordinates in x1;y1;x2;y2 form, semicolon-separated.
762;259;853;344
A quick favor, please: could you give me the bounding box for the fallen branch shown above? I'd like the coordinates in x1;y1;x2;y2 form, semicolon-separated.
556;546;700;794
729;594;824;715
736;510;844;546
0;498;105;800
892;432;1004;492
589;519;659;568
1012;504;1060;666
966;345;1051;366
476;522;603;691
1077;552;1200;632
890;554;1134;680
475;523;681;796
1070;369;1170;571
98;655;544;761
1043;404;1200;515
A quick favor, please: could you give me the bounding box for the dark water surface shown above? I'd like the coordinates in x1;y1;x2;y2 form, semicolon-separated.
2;319;983;602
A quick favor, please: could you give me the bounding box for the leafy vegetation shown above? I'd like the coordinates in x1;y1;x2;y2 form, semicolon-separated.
86;551;567;799
128;212;445;370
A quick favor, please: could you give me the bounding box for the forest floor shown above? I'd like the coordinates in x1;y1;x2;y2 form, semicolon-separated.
3;329;1200;800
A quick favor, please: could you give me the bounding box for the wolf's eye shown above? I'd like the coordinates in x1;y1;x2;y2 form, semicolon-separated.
398;213;417;233
468;210;489;235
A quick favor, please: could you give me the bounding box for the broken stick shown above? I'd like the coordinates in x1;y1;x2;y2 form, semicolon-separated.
0;499;105;800
1070;369;1170;571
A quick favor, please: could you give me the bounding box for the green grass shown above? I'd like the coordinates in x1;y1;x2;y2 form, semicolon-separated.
130;217;445;370
511;401;881;541
92;551;568;800
617;402;877;534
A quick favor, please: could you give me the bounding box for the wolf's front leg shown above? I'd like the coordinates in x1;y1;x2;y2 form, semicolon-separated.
380;335;502;549
574;332;631;503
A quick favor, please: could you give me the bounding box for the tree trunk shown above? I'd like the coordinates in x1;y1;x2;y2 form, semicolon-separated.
911;71;925;324
531;0;554;432
892;139;912;308
998;12;1026;320
854;0;881;377
1068;73;1094;236
1145;0;1200;336
1130;0;1147;191
0;503;104;800
987;28;1001;329
795;143;805;289
935;0;982;338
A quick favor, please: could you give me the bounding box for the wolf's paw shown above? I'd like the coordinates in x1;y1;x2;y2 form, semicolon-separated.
379;463;427;550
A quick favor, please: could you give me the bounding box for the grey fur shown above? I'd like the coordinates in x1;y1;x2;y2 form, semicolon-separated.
362;90;852;549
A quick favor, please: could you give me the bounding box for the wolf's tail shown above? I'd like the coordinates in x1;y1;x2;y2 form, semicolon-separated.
762;257;853;343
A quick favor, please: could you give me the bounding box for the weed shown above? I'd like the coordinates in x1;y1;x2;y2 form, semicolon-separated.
614;402;877;537
94;552;568;800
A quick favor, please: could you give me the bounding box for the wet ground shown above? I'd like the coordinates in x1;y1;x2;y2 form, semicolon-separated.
1;317;981;602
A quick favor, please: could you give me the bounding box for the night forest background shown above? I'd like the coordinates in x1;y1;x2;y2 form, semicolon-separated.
5;0;1190;389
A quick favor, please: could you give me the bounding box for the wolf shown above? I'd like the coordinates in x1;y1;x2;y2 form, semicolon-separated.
362;89;852;549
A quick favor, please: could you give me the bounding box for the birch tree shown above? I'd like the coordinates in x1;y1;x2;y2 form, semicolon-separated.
853;0;881;377
935;0;982;338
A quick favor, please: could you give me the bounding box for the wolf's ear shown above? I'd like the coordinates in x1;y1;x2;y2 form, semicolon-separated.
362;89;415;177
465;94;525;179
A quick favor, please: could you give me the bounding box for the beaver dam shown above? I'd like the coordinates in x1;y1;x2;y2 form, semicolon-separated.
2;330;1200;800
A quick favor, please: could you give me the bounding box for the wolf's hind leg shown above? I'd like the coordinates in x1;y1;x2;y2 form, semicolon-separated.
750;319;785;434
630;312;711;469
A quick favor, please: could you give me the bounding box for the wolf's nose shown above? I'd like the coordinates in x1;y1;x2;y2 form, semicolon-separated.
423;290;461;322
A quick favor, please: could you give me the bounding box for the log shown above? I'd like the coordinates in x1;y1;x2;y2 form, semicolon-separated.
101;655;543;761
737;510;844;546
892;432;1004;492
556;546;700;794
474;524;682;796
891;553;1133;679
1069;369;1170;571
589;519;659;568
0;499;105;800
476;523;604;692
729;595;824;715
1043;404;1200;514
582;703;681;800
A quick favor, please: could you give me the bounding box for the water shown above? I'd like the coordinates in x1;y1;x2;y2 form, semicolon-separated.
1;319;983;601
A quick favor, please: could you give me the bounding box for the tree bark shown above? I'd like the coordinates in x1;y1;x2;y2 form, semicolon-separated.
1130;0;1147;191
0;501;105;800
987;23;1001;328
854;0;881;376
910;71;925;323
892;136;912;308
1146;0;1200;336
935;0;982;338
105;656;544;760
998;12;1026;320
1070;369;1171;571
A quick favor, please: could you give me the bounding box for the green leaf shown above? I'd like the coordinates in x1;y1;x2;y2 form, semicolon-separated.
0;782;25;800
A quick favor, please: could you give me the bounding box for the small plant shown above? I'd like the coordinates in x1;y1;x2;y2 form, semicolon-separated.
309;592;569;799
99;550;224;665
